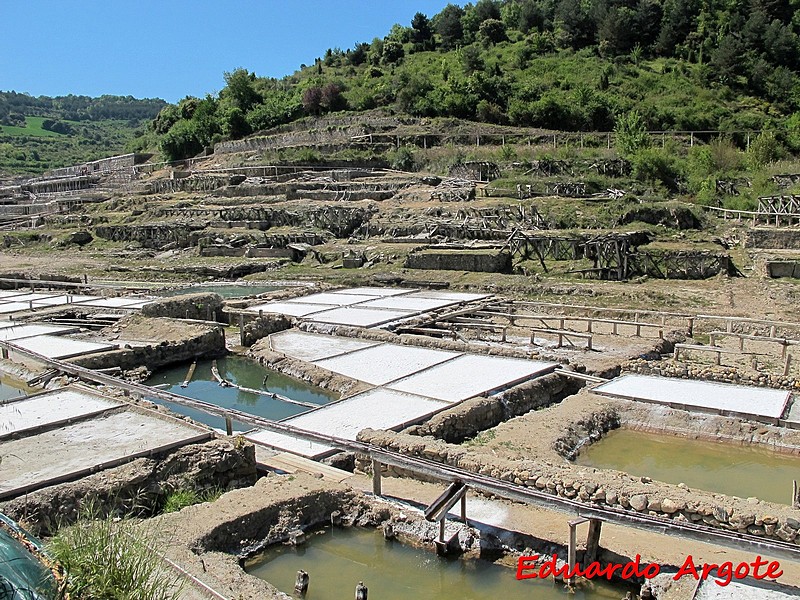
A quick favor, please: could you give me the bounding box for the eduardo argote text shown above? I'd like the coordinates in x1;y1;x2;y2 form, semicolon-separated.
516;553;783;587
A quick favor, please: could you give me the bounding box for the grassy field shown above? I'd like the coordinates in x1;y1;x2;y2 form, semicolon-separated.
0;116;66;137
0;118;147;175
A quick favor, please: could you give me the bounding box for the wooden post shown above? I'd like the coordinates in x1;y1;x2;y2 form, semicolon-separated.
460;493;467;525
439;519;445;545
784;353;792;377
714;350;721;366
687;317;694;337
225;415;233;436
584;519;603;566
295;570;309;594
239;313;245;346
372;459;382;496
567;521;578;584
355;582;368;600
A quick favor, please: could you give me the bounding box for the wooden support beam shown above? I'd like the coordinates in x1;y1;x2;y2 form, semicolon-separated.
584;519;603;567
372;459;382;496
567;518;588;584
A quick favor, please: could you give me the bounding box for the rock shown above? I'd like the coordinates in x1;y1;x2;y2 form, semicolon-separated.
776;525;797;542
630;494;648;512
660;498;684;514
61;230;93;246
712;506;729;523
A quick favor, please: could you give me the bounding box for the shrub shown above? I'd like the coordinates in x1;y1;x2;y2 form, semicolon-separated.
388;145;417;171
614;110;650;156
632;147;682;191
748;131;786;167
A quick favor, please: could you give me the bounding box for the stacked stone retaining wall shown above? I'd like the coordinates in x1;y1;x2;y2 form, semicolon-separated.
406;373;578;443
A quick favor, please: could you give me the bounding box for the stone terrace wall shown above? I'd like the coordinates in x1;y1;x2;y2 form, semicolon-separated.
406;373;579;443
71;321;226;371
357;428;800;546
141;292;224;321
405;250;512;273
746;229;800;249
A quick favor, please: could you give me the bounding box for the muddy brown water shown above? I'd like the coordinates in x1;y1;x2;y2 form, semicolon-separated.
575;429;800;504
245;526;630;600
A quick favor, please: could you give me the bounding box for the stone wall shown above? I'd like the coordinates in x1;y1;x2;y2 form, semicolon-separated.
356;428;800;546
71;319;226;371
141;292;223;321
405;249;512;273
94;224;205;249
767;261;800;279
746;228;800;249
239;313;295;347
0;438;257;536
406;373;578;443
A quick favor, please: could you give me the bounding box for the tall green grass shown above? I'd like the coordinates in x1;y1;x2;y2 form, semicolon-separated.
48;511;183;600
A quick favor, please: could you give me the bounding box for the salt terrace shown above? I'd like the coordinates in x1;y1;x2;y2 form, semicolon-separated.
246;329;557;457
0;386;212;500
593;373;793;420
247;286;491;328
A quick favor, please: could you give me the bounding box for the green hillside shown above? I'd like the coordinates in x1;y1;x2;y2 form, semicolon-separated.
143;0;800;163
0;92;166;175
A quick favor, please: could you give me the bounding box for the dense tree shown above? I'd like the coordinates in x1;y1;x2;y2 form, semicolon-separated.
479;18;508;44
222;69;261;113
598;7;638;56
435;4;465;49
133;0;800;161
554;0;593;48
381;39;405;64
302;86;323;115
411;12;434;50
320;83;347;112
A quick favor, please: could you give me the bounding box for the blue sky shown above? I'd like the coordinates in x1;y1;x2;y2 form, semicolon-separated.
1;1;457;103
